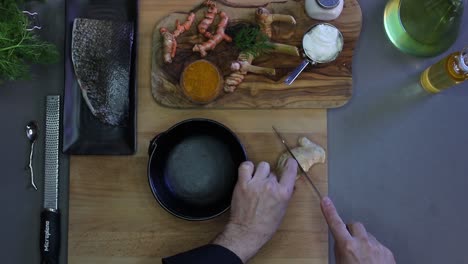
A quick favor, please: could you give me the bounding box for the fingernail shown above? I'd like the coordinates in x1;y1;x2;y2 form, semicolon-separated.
322;196;332;206
257;161;270;171
241;161;253;168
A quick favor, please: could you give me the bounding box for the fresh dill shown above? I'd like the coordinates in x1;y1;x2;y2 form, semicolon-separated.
233;26;273;57
0;0;59;82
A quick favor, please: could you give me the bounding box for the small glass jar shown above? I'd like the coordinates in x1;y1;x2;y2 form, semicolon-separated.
305;0;344;21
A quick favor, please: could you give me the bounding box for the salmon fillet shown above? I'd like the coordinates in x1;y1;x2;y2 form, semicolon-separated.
72;18;134;126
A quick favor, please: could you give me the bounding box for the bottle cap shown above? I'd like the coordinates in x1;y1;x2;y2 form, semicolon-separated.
459;46;468;72
316;0;340;9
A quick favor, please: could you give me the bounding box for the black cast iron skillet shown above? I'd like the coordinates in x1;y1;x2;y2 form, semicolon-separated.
148;119;247;221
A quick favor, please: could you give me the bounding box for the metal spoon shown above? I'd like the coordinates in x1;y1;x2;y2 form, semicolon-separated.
26;121;38;190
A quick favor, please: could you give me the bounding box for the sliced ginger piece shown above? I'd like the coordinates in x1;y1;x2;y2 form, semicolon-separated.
276;137;326;179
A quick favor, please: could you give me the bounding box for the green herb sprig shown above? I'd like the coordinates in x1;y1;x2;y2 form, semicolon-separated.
233;26;273;57
0;0;59;82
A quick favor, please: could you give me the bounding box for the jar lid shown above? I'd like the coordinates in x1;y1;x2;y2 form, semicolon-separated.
316;0;340;9
459;46;468;72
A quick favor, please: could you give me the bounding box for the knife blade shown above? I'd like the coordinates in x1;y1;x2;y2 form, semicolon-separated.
272;126;323;200
40;95;61;264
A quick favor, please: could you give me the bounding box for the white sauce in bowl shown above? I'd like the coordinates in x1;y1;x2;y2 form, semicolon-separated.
302;24;343;62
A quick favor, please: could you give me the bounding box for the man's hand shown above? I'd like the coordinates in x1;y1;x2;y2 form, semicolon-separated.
213;159;298;263
321;197;396;264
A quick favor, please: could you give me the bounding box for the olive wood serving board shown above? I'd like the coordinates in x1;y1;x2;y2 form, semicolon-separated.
151;0;362;108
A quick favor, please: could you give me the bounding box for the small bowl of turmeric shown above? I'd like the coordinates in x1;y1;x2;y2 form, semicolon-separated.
180;60;223;104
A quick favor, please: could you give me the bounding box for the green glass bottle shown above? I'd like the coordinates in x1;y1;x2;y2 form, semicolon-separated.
384;0;464;57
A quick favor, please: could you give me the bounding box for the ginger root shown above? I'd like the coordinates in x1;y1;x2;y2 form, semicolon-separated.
276;137;326;179
193;11;232;57
160;12;196;64
254;7;300;57
198;0;218;39
270;42;300;57
173;13;196;38
224;52;275;93
232;60;275;75
224;72;245;93
255;7;296;39
160;29;176;64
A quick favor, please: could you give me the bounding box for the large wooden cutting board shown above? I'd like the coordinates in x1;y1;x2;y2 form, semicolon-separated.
68;128;328;264
151;0;362;108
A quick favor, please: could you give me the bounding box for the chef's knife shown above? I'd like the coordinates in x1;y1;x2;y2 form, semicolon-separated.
272;126;323;200
40;96;61;264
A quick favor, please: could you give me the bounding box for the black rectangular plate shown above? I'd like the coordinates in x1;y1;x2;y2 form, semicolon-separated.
63;0;138;155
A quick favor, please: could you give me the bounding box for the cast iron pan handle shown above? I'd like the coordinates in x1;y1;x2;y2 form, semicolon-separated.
148;133;165;156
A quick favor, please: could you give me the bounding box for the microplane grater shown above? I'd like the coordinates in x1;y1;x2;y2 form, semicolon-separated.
44;95;60;210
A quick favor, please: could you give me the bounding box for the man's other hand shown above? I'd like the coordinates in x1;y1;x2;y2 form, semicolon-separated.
321;197;396;264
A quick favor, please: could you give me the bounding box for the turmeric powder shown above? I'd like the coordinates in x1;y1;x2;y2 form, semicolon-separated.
181;60;222;103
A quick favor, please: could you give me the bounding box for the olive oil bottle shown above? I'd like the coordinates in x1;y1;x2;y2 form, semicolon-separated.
384;0;464;57
420;47;468;93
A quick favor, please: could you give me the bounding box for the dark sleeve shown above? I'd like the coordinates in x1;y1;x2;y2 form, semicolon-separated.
162;244;243;264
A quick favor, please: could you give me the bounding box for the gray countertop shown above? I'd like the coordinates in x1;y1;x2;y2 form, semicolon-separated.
0;1;69;263
0;0;467;263
328;1;468;263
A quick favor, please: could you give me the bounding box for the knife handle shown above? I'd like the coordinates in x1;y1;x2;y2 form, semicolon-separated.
40;209;60;264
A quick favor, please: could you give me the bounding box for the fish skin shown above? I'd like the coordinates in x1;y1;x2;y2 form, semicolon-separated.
72;18;134;126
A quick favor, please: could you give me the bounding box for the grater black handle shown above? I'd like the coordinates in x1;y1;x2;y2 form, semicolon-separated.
40;209;60;264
